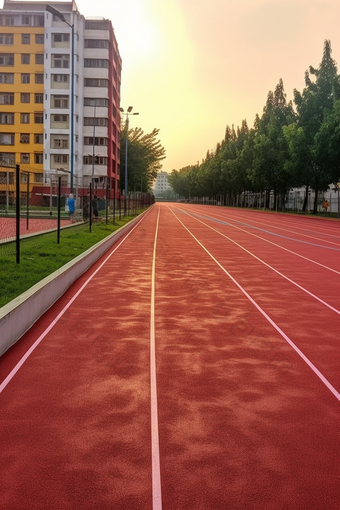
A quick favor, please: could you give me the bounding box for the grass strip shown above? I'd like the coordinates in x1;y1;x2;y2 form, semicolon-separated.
0;217;135;308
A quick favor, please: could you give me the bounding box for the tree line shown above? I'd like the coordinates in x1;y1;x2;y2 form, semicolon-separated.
168;40;340;214
120;126;166;193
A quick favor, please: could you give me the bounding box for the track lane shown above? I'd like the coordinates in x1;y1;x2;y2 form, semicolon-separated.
0;207;159;510
182;204;340;272
0;212;153;385
167;205;340;393
154;205;339;510
211;207;340;244
172;205;340;314
168;205;340;396
175;204;340;308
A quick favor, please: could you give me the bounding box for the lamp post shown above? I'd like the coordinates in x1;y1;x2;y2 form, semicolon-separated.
119;106;139;215
46;4;75;193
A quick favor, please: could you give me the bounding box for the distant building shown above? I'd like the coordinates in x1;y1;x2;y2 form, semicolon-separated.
153;171;172;197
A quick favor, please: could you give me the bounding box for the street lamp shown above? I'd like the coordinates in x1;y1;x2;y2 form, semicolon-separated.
119;106;139;215
46;4;75;193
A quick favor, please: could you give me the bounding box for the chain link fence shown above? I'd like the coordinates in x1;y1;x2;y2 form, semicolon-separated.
0;165;154;261
218;188;340;216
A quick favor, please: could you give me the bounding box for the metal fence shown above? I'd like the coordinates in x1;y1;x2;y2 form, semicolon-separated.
0;165;154;262
196;188;340;216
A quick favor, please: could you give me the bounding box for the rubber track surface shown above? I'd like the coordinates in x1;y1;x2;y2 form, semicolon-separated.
0;204;339;510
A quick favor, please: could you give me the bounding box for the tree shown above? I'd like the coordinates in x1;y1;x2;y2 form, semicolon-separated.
250;79;295;208
291;40;340;212
168;40;340;214
314;99;340;185
120;126;166;192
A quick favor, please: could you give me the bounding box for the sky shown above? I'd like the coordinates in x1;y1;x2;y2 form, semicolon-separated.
100;0;340;172
9;0;340;172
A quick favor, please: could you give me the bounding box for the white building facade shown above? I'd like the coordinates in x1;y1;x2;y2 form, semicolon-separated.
153;171;172;197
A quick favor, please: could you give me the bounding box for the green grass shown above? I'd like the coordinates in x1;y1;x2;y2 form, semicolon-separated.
0;216;136;308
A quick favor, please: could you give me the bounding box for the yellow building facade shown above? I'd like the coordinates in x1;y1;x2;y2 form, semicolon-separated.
0;12;44;203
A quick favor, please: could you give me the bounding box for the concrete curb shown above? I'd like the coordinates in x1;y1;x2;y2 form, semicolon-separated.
0;213;146;357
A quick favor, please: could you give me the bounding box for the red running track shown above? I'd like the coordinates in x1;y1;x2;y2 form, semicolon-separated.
0;217;71;241
0;203;339;510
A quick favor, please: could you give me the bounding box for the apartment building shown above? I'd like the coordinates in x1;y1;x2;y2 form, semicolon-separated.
0;0;121;204
153;171;172;197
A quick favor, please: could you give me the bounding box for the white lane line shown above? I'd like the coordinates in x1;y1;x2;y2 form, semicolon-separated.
184;205;340;276
150;206;162;510
0;210;152;394
174;207;340;316
214;208;340;246
169;206;340;403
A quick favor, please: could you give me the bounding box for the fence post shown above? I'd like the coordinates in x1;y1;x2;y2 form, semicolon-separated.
16;163;20;264
106;183;109;225
26;172;30;230
89;182;92;233
113;185;116;224
57;176;61;244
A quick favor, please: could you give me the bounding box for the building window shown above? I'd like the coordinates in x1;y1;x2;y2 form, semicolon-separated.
22;15;30;26
0;93;14;105
35;54;44;65
0;152;15;164
0;73;14;83
83;155;108;165
51;114;68;123
35;73;44;84
84;137;108;146
51;136;68;149
20;113;30;124
34;16;44;27
34;153;43;164
34;113;43;124
84;39;109;49
84;97;108;107
84;58;109;68
0;34;13;45
52;54;69;68
0;54;14;66
34;133;43;144
20;153;30;164
21;53;30;64
20;133;30;143
21;34;30;44
52;33;69;44
0;174;13;186
35;34;44;44
35;173;43;183
84;78;109;87
85;20;110;30
52;74;69;83
35;93;43;104
20;93;30;103
21;74;30;84
51;95;69;109
0;17;14;26
0;113;14;124
53;154;69;164
0;132;14;145
84;117;108;127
